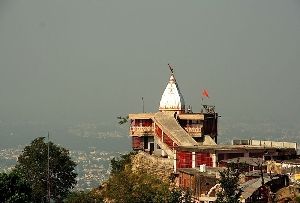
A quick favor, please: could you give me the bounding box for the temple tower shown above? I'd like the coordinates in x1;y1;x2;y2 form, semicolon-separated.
159;73;185;114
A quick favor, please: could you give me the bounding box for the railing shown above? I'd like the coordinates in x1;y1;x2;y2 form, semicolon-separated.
184;127;202;134
130;126;154;135
232;139;297;149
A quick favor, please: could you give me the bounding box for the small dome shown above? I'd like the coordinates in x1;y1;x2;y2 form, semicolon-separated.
159;74;185;112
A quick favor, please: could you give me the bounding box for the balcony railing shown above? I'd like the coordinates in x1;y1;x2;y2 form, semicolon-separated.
130;126;154;135
184;127;202;134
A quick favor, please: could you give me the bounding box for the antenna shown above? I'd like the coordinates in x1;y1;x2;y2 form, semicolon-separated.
47;132;51;203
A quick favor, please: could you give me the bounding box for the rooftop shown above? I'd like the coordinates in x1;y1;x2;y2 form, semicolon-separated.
176;144;297;152
178;167;224;176
220;157;265;166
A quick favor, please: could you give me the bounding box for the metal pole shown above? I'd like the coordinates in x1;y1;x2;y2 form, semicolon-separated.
47;132;51;203
142;97;144;113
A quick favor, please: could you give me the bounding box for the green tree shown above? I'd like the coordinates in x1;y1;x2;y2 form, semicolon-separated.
110;152;136;174
64;190;103;203
168;187;194;203
216;163;245;203
117;116;129;125
15;137;77;202
295;195;300;203
0;171;32;203
105;167;172;203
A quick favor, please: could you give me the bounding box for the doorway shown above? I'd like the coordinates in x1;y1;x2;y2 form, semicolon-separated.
149;142;154;155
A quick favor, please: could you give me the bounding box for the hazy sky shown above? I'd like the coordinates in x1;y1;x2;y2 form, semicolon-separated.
0;0;299;127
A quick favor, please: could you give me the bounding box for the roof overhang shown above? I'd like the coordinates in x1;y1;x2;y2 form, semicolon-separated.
128;113;154;120
177;113;205;120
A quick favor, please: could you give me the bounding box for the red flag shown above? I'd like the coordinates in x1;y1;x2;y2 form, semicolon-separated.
202;89;209;98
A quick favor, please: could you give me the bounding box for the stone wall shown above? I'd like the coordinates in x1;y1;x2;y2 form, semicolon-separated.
131;151;174;182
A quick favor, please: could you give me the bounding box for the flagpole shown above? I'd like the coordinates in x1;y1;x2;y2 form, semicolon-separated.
201;96;204;113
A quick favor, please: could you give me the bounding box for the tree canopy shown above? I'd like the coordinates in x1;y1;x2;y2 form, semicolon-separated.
110;151;136;174
64;190;103;203
117;116;129;125
216;163;246;203
0;171;32;203
15;137;77;202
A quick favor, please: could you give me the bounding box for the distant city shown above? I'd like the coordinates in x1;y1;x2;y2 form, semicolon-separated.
0;147;127;190
0;119;299;190
0;120;131;190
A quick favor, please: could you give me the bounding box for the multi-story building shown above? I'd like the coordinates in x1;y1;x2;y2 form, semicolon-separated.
128;68;297;171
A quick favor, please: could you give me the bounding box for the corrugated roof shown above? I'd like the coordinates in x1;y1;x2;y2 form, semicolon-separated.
240;177;272;200
221;157;265;166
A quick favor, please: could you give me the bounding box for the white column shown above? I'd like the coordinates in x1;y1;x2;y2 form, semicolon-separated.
173;150;177;172
212;153;217;167
192;152;196;168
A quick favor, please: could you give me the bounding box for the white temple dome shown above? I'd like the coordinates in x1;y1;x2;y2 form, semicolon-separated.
159;74;185;112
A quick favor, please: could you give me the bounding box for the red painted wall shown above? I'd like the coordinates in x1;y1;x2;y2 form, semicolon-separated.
132;136;143;150
131;119;153;127
155;125;162;139
177;151;192;168
155;125;178;148
196;152;212;167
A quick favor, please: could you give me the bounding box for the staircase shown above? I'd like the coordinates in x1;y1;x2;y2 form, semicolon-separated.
151;112;198;158
153;112;198;146
155;137;175;159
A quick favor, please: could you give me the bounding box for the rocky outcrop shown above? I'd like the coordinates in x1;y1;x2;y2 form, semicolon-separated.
131;151;174;182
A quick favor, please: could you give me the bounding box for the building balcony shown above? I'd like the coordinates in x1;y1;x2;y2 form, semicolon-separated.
130;125;154;136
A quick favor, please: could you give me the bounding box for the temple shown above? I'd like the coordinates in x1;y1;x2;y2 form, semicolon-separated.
128;67;297;170
127;66;298;202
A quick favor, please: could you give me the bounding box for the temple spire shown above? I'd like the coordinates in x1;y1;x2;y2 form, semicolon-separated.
159;64;185;113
